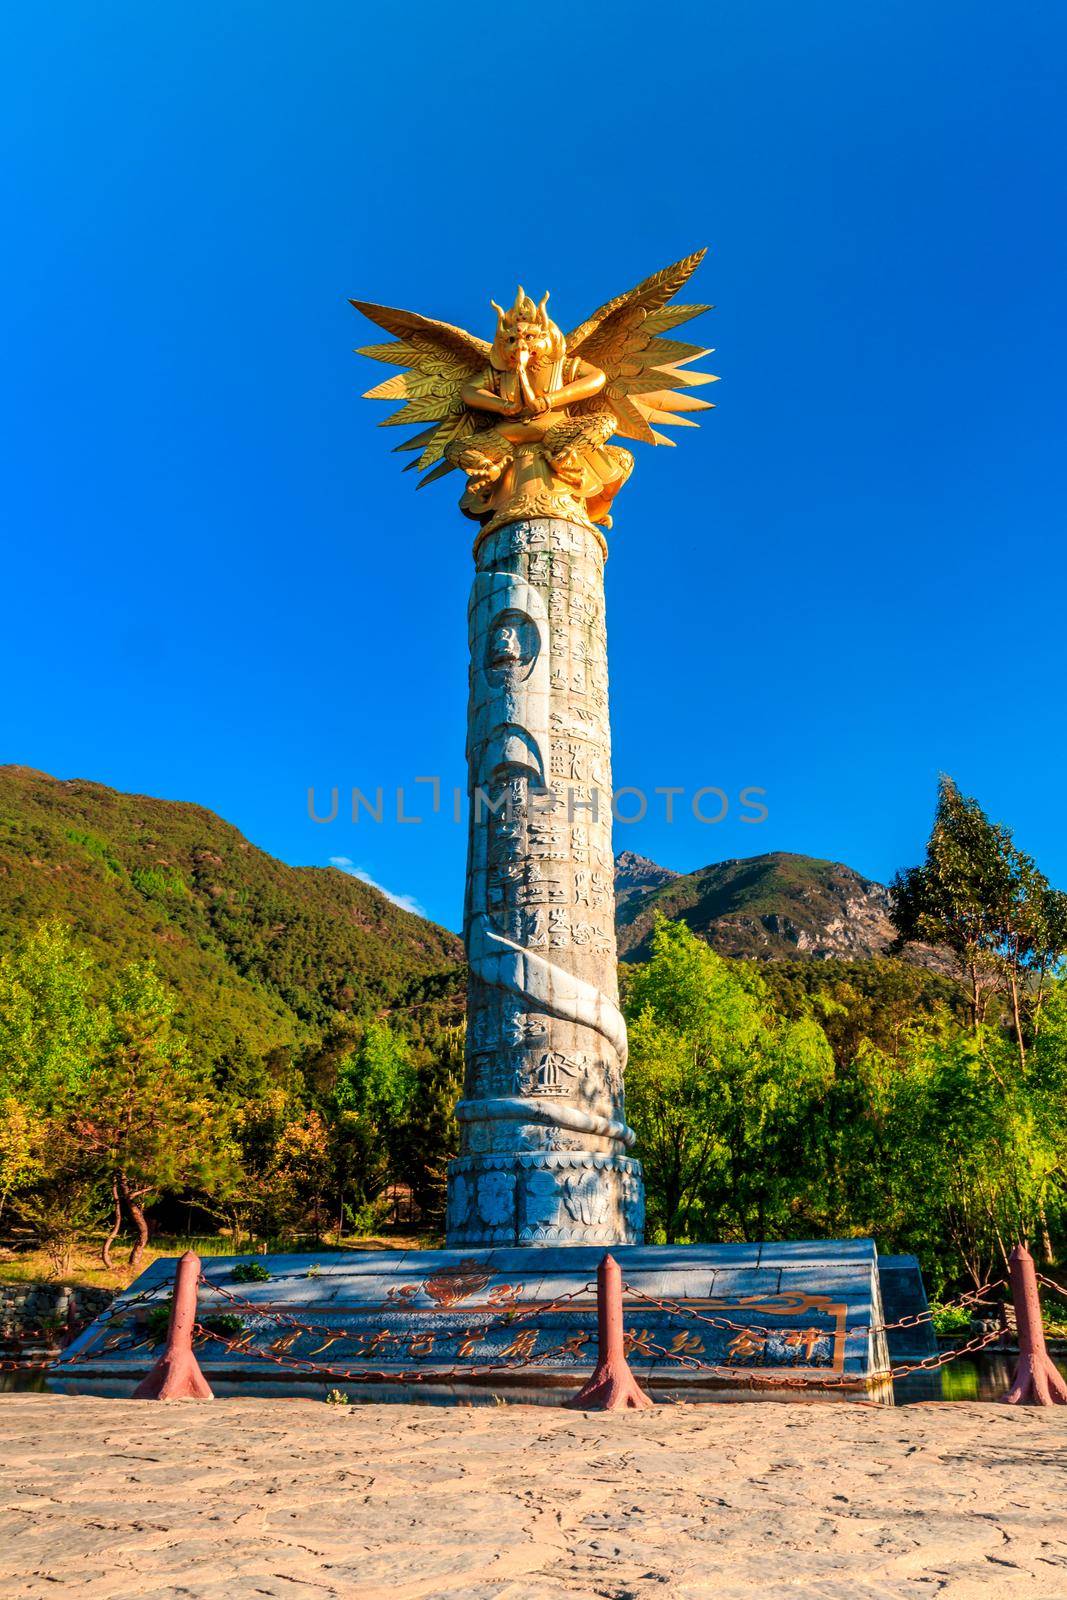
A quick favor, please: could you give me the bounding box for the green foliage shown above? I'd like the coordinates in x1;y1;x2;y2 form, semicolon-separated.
391;1024;464;1219
894;1020;1060;1293
0;766;466;1267
64;828;122;876
625;918;835;1243
930;1302;972;1335
761;957;967;1069
0;920;105;1106
335;1022;416;1122
146;1300;243;1341
201;1313;245;1339
0;1096;41;1214
346;1196;393;1234
623;914;1066;1289
73;960;239;1267
130;866;187;900
0;923;238;1269
0;767;464;1077
892;776;1067;1046
13;1159;107;1279
231;1261;272;1283
2;767;1063;1303
146;1300;173;1341
891;777;1012;982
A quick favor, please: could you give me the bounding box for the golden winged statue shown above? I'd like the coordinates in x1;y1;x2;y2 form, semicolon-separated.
350;250;716;541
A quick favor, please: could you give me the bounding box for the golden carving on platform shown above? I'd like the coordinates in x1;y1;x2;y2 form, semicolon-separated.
351;251;716;538
423;1258;493;1307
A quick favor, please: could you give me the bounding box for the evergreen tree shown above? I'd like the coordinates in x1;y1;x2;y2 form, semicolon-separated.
892;777;1067;1063
72;962;236;1268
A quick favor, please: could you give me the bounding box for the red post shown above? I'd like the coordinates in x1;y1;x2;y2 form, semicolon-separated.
133;1252;214;1400
1002;1243;1067;1407
565;1253;654;1410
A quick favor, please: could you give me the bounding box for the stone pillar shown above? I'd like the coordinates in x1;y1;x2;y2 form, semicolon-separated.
445;516;645;1247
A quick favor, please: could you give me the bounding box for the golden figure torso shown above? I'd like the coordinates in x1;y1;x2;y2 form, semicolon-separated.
446;304;635;540
351;252;716;545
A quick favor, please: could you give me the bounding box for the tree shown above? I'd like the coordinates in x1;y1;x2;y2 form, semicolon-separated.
998;855;1067;1063
892;777;1067;1064
267;1107;332;1237
0;919;104;1106
400;1024;464;1223
624;918;835;1243
624;920;734;1242
891;778;1011;1029
335;1020;417;1123
0;1096;41;1220
223;1085;310;1244
333;1019;418;1214
11;1119;104;1279
877;1028;1064;1291
71;962;236;1268
762;957;965;1072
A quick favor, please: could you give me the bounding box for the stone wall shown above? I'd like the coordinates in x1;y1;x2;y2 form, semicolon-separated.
0;1282;113;1341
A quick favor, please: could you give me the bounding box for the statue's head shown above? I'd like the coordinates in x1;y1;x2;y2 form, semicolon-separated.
489;286;565;372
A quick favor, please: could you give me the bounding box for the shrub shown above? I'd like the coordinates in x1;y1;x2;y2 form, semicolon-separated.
201;1313;245;1339
231;1261;272;1283
930;1302;973;1335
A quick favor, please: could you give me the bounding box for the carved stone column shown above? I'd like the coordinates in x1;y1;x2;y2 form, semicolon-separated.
445;516;645;1247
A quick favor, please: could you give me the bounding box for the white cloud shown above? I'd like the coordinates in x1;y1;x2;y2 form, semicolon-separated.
329;857;425;917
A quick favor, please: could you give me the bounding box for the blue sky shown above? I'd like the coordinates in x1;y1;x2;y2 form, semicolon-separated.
3;1;1065;930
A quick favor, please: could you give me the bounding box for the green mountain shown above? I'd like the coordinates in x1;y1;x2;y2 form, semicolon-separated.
613;849;941;966
0;766;950;1078
0;766;463;1066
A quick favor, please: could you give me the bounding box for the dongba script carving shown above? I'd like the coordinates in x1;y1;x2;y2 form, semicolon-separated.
352;252;716;540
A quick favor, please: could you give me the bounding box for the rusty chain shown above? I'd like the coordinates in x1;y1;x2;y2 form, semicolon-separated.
8;1261;1026;1392
872;1279;1006;1333
192;1320;594;1385
2;1283;163;1373
198;1273;597;1343
181;1274;600;1386
621;1277;1004;1343
7;1276;596;1378
627;1322;1006;1388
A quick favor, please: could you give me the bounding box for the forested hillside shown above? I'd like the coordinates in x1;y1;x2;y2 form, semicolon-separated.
0;767;464;1071
1;770;1063;1304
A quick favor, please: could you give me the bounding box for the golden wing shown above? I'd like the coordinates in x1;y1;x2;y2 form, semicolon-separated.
566;249;717;446
350;299;491;486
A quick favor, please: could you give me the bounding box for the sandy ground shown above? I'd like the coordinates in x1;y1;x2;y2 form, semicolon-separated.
1;1397;1065;1600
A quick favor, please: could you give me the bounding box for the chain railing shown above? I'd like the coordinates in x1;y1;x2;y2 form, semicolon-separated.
620;1277;1005;1344
624;1321;1005;1391
188;1271;599;1389
1;1282;162;1373
204;1272;596;1339
28;1244;1066;1410
191;1321;593;1387
1036;1271;1067;1302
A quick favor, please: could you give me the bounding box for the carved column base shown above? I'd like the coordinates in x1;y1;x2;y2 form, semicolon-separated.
446;1151;644;1248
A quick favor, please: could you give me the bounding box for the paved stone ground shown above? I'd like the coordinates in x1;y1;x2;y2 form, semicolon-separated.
1;1396;1065;1599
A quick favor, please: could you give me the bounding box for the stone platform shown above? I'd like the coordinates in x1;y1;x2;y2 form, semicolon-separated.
53;1240;932;1405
